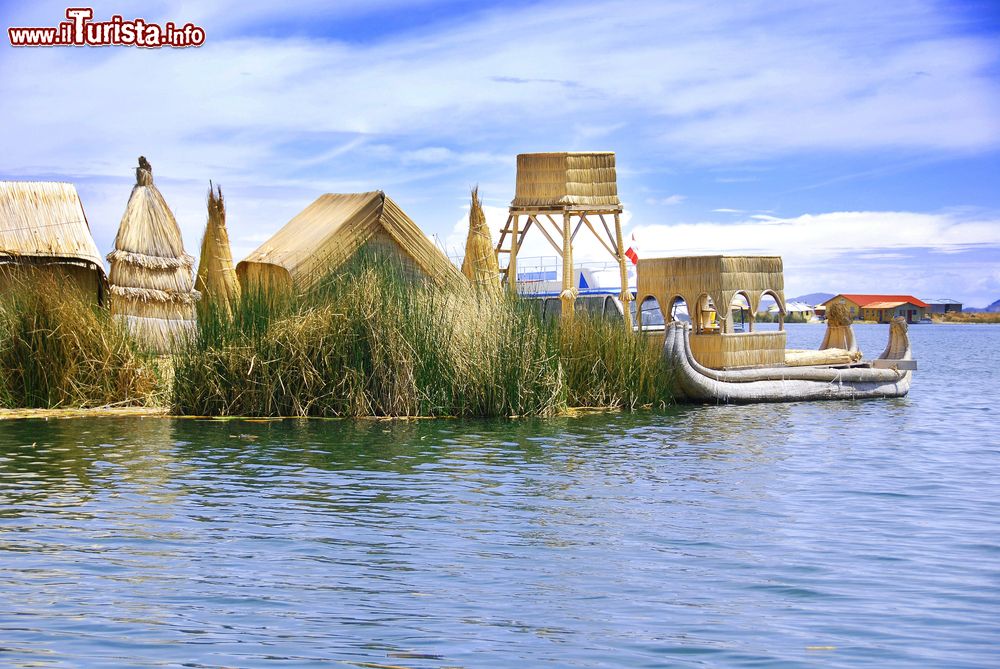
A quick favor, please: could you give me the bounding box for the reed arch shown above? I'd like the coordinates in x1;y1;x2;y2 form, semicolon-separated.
762;289;785;330
636;294;661;329
694;293;719;334
732;290;753;332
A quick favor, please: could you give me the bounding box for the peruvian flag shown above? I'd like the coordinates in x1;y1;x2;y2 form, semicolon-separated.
625;233;639;265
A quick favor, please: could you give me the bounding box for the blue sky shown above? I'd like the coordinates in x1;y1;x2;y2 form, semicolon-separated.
2;0;999;304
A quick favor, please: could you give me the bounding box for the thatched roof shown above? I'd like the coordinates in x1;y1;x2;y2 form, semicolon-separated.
511;152;620;210
195;183;240;317
0;181;106;273
237;191;465;292
107;157;200;352
638;255;785;322
460;186;500;292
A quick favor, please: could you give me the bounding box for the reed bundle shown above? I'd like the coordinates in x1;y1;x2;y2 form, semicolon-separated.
107;157;200;353
460;186;500;293
785;347;863;367
195;183;240;319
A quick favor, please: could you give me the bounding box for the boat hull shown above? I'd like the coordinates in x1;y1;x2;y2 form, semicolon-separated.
664;320;913;404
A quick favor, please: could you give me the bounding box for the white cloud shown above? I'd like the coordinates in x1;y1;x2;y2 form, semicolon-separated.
646;195;686;206
634;210;1000;304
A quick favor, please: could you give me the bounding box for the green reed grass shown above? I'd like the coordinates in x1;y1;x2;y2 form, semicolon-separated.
0;271;160;409
173;251;672;418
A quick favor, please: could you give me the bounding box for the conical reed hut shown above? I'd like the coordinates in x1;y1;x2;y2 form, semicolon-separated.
107;157;200;353
195;183;240;319
460;186;500;293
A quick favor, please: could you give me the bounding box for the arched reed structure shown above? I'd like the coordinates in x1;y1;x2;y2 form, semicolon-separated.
637;255;786;369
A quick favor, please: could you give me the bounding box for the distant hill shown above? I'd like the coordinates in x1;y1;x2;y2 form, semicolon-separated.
789;292;834;305
965;299;1000;313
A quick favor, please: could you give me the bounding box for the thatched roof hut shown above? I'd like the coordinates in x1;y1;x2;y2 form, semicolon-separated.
460;186;500;293
0;181;107;304
195;183;240;318
107;157;200;353
236;190;464;294
511;152;620;209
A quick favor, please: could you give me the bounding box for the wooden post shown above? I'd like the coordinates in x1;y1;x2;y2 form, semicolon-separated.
508;214;519;296
561;211;574;322
613;212;633;331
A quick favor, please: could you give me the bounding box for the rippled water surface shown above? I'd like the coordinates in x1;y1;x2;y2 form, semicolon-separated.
1;324;998;668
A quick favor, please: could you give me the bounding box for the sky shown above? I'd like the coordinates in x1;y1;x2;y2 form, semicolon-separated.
2;0;999;305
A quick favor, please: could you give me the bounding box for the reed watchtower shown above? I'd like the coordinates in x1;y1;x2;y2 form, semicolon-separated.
496;152;633;327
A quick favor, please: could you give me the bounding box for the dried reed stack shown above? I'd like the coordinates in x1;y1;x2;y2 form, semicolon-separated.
107;156;200;353
195;183;240;319
460;186;500;293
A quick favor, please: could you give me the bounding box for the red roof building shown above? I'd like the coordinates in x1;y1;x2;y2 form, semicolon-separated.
822;294;930;323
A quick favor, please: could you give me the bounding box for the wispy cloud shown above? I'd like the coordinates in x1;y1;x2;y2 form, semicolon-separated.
646;195;686;206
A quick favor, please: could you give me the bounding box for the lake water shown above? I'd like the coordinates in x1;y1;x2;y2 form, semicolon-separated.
1;324;998;668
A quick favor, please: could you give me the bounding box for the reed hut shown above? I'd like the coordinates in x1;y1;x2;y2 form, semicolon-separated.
0;181;107;304
106;157;200;353
497;152;632;326
195;183;240;318
461;186;500;293
237;191;464;294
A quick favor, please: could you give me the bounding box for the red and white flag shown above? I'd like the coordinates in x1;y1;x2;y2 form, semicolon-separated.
625;233;639;265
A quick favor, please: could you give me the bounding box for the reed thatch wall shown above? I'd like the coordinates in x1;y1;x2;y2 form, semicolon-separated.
195;184;240;318
107;157;200;353
690;331;787;369
237;191;464;294
511;152;620;208
638;255;785;324
0;181;107;303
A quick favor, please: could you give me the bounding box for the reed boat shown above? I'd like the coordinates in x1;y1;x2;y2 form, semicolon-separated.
636;255;916;404
664;318;914;403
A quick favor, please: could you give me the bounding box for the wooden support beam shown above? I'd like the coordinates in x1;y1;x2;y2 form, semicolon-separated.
528;215;563;256
598;214;619;255
613;211;633;331
579;214;618;259
495;214;513;254
507;214;519;294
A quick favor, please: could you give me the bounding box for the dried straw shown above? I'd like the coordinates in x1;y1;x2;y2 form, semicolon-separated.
460;186;500;293
237;191;465;294
195;183;240;319
512;152;620;208
0;181;107;303
107;156;200;353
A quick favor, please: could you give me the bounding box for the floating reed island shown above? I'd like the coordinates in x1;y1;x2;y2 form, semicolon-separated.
0;151;917;416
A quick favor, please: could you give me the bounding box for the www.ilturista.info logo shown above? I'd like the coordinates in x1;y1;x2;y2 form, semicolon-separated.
8;8;205;48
